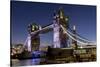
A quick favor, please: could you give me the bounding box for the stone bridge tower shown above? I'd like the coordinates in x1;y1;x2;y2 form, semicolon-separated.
53;8;69;48
27;23;40;51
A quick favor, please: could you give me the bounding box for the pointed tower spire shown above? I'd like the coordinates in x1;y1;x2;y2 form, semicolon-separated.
58;7;65;19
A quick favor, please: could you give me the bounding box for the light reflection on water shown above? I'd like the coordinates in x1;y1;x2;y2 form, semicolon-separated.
12;58;43;66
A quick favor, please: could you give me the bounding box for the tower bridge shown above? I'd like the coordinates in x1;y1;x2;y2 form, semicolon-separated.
24;8;96;52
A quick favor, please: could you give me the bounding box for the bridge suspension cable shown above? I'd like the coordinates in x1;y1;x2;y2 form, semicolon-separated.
24;36;28;47
68;27;91;41
67;29;94;43
60;25;94;45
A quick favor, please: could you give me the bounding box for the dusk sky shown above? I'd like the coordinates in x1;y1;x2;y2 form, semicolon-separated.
11;1;96;46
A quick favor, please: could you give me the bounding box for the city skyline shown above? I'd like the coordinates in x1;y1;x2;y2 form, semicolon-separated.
11;1;96;46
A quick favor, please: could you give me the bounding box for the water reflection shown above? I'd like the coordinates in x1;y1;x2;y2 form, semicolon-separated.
12;58;42;66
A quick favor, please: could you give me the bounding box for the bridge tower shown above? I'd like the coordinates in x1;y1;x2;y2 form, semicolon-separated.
72;25;77;49
27;23;40;51
53;8;69;48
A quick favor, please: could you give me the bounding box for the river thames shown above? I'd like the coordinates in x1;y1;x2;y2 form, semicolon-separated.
11;58;46;66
